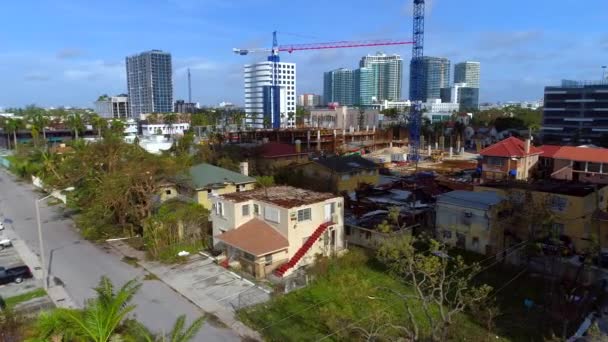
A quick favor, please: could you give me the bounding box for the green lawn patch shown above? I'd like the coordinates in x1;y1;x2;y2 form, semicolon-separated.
238;249;501;342
4;288;47;308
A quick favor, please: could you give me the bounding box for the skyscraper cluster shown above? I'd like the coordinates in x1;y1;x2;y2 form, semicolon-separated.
324;53;403;106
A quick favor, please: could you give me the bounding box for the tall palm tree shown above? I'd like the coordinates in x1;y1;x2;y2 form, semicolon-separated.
29;112;50;141
66;113;85;139
5;118;23;149
140;315;206;342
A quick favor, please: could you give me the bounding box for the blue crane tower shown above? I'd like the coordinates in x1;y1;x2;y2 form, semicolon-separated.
408;0;425;162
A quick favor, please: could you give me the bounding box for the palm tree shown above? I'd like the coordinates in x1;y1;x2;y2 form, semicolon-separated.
5;118;23;149
109;119;125;134
33;276;141;341
32;277;205;342
141;315;206;342
66;113;85;139
256;175;275;198
88;113;107;138
29;112;50;146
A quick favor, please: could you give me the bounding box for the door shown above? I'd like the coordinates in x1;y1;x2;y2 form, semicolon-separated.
324;203;335;222
456;233;466;249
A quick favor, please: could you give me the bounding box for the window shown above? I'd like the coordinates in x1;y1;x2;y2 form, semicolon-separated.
265;254;273;266
216;202;224;217
365;231;372;240
297;208;311;221
472;237;479;249
345;225;351;236
254;204;259;215
464;212;473;218
552;223;565;236
487;157;505;167
165;189;172;195
242;204;250;217
341;174;350;181
550;196;568;212
264;206;280;223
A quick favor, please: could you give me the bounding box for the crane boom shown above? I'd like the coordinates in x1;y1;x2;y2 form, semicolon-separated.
234;39;413;56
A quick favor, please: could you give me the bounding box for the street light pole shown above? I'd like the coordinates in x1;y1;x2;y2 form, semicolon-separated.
36;187;74;290
35;194;52;290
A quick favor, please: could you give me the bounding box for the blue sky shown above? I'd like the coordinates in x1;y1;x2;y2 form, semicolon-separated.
1;0;607;108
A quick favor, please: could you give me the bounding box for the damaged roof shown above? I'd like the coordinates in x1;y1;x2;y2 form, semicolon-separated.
221;185;337;208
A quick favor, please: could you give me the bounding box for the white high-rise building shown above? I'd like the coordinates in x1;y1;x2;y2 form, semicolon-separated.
244;61;297;128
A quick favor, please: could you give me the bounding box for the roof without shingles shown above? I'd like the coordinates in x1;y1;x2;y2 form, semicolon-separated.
260;142;307;158
222;186;336;208
188;163;255;189
314;155;377;173
214;218;289;256
479;137;542;158
437;190;504;210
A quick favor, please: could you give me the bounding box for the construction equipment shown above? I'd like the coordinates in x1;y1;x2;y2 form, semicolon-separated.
233;32;413;129
408;0;426;163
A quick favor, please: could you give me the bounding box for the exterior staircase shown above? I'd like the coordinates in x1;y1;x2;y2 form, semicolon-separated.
274;221;333;277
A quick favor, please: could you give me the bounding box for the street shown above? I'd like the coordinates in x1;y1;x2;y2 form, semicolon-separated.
0;169;240;341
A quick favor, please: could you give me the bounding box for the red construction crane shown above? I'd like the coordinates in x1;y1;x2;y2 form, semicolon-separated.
233;31;413;129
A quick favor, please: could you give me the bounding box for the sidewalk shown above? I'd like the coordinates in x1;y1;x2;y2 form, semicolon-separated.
5;226;77;309
108;240;263;341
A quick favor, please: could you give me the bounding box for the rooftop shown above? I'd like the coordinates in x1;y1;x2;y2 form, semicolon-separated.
552;146;608;164
314;155;377;173
539;145;562;158
187;163;255;190
479;181;606;197
221;186;336;208
480;137;543;158
214;218;288;257
437;190;504;210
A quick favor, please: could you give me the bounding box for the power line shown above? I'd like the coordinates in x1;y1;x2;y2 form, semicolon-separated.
490;267;528;297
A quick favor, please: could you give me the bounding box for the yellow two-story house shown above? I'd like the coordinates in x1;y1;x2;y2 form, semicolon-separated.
475;182;608;252
161;163;256;210
211;186;345;278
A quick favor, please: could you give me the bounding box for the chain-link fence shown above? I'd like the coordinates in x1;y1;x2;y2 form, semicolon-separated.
232;285;271;310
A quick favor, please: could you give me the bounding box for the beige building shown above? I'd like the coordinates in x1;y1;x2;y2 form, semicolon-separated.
309;106;380;130
211;186;345;278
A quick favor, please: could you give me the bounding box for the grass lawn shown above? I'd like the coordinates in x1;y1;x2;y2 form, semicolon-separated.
238;249;505;342
4;288;47;308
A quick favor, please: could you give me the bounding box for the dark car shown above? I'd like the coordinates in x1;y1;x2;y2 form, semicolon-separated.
0;266;33;284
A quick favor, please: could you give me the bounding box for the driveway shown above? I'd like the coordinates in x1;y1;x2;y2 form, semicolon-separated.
108;239;270;340
153;255;271;311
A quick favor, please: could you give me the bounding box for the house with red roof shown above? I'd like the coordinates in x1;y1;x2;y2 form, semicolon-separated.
538;145;608;184
479;137;542;182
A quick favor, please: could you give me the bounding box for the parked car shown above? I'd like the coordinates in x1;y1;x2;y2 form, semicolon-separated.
0;266;33;284
0;239;12;250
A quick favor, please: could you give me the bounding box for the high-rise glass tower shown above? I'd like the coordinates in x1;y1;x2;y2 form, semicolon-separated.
359;53;403;101
323;68;355;106
410;56;450;101
126;50;173;117
454;61;480;88
354;67;376;106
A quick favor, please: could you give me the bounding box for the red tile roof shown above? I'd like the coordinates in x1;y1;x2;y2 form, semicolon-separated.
479;137;542;158
538;145;562;158
552;146;608;164
260;142;306;158
215;218;289;257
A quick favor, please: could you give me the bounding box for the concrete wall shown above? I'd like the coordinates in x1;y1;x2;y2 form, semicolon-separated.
346;225;412;250
299;162;379;193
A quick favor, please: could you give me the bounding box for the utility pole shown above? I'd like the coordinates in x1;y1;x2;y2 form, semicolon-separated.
187;68;192;113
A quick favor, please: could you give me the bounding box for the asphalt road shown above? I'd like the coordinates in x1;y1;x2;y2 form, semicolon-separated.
0;169;240;342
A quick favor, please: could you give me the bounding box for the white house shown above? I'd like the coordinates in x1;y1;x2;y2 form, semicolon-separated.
141;123;190;137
